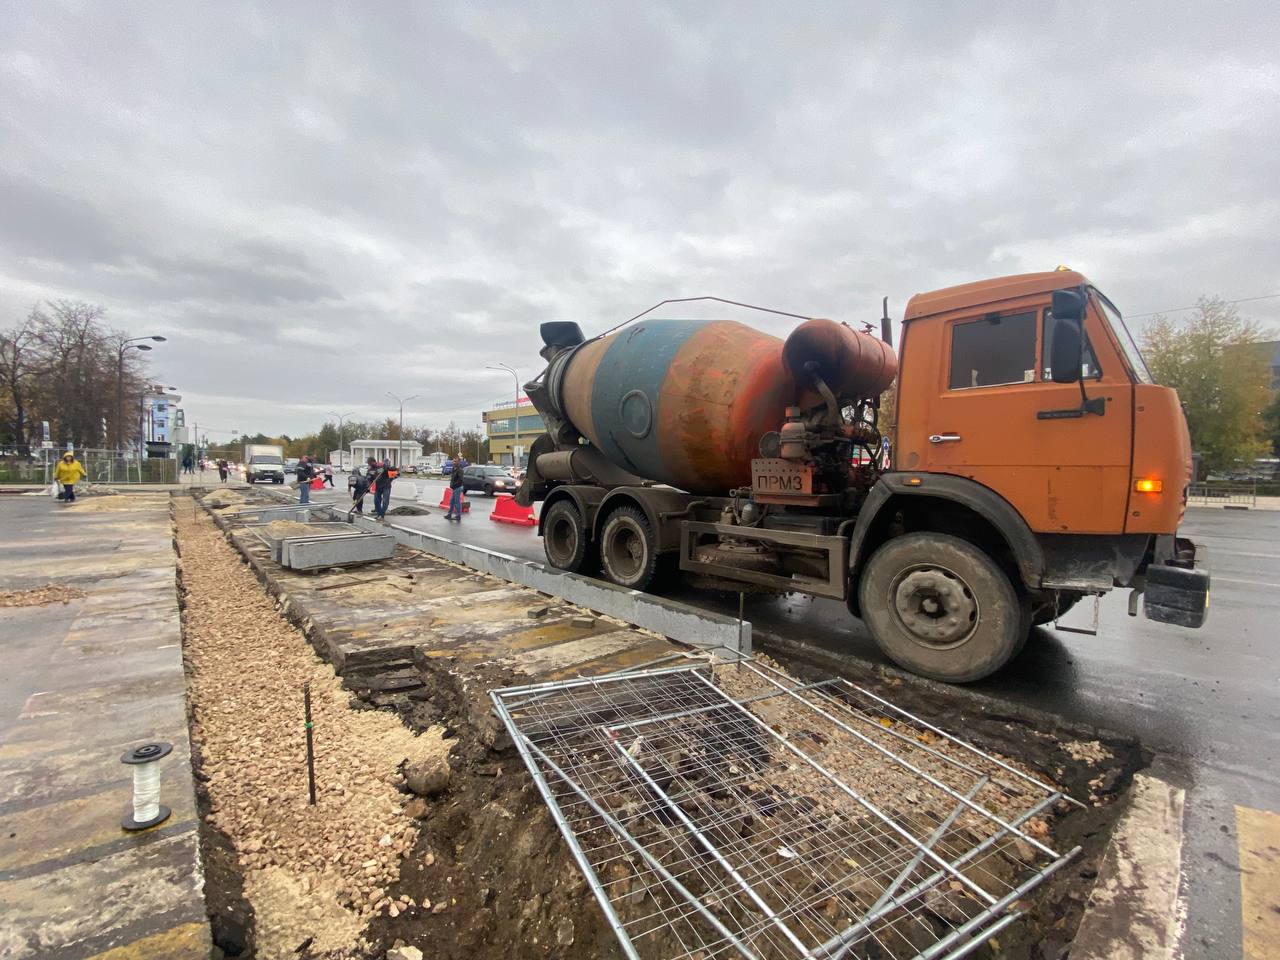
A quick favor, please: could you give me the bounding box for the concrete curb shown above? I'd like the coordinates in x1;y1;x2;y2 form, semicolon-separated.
1069;773;1187;960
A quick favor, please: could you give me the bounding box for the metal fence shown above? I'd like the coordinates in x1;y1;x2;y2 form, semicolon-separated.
494;656;1077;960
1187;482;1256;508
0;447;176;485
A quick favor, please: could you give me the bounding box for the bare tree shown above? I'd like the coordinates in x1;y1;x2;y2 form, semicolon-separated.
1;301;151;450
0;314;38;447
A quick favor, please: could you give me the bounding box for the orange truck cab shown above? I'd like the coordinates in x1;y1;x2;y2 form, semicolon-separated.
890;269;1208;632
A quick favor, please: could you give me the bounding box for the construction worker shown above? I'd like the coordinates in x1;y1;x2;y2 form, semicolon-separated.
370;458;394;519
295;456;315;504
445;455;465;520
53;451;86;503
351;461;372;515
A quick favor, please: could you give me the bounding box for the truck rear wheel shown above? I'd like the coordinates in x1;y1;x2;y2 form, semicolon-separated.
543;499;595;574
599;506;659;590
859;533;1028;683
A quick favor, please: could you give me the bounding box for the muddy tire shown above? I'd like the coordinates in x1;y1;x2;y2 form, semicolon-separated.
542;499;595;574
858;533;1029;683
599;506;659;590
1031;592;1082;626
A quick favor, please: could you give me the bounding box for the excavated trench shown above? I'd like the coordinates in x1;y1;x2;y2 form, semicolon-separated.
174;491;1147;960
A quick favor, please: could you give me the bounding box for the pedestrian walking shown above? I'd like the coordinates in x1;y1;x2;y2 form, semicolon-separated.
445;455;465;520
217;458;229;483
53;451;86;503
181;454;193;475
323;463;334;487
370;458;394;519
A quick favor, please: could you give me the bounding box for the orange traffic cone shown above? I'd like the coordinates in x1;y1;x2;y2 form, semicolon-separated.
490;493;536;526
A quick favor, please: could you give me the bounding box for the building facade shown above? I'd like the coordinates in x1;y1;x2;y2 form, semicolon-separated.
348;439;422;467
482;399;544;467
142;387;181;457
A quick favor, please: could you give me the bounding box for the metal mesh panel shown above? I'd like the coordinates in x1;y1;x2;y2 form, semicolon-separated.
492;658;1078;960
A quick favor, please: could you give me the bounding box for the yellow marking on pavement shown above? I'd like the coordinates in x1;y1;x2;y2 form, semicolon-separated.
1237;804;1280;960
82;921;210;959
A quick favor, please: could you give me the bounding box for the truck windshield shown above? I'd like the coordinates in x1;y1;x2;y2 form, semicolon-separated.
252;456;282;464
1092;290;1152;384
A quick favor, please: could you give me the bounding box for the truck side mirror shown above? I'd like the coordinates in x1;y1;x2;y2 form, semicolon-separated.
1049;288;1086;384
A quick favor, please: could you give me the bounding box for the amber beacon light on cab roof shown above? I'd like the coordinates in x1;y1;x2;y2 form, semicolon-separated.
515;270;1209;683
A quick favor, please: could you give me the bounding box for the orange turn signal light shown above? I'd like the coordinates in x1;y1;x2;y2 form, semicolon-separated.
1133;478;1163;494
905;477;923;486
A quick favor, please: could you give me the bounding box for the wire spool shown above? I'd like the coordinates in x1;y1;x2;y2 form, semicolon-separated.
121;741;173;831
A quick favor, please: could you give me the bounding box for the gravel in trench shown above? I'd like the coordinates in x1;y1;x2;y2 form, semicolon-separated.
175;502;448;959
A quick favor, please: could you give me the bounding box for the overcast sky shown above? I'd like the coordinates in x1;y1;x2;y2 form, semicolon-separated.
3;2;1278;440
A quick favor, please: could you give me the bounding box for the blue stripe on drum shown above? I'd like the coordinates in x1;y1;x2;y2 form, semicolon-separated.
589;319;708;484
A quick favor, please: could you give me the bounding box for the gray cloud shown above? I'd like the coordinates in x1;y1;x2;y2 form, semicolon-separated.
1;1;1278;438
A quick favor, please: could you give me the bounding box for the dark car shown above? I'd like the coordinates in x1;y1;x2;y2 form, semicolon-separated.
461;464;517;496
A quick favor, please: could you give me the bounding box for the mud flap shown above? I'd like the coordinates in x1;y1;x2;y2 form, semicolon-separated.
1143;563;1210;628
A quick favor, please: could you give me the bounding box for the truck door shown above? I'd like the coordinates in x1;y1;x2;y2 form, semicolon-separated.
919;300;1133;534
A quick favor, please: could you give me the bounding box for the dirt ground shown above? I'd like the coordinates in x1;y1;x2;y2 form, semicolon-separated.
360;657;1141;960
174;502;448;959
175;493;1144;960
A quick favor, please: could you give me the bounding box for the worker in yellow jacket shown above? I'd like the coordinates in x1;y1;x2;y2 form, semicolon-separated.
53;452;86;502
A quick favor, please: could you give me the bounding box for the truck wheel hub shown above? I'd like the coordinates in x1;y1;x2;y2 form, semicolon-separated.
547;517;576;559
605;524;644;576
892;568;977;646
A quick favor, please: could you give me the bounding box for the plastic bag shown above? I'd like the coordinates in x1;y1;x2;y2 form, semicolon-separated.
310;477;324;490
48;482;60;498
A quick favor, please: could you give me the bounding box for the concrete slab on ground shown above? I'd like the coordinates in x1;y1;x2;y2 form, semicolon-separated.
204;490;693;707
0;494;209;958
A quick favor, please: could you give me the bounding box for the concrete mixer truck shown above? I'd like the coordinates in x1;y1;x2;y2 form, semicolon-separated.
515;269;1210;682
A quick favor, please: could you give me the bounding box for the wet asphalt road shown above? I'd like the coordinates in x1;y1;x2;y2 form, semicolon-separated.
311;479;1276;956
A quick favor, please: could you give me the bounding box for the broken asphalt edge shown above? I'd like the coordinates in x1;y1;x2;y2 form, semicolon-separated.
1068;773;1188;960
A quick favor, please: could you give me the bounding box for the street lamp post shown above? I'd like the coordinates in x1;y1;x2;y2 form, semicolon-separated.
487;363;520;468
327;410;356;469
115;335;164;451
385;393;419;469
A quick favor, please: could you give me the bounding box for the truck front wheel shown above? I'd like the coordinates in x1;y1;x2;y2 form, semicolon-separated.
599;506;659;590
543;500;595;574
858;533;1028;683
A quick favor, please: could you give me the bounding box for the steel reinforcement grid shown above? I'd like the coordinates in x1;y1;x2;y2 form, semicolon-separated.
491;657;1080;960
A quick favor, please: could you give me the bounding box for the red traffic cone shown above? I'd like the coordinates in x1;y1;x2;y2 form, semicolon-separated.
490;493;537;526
438;489;470;513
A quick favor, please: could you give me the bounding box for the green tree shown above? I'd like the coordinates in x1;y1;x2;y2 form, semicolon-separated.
1142;297;1273;473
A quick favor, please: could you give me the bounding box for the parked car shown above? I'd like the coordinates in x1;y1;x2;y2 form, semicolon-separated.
461;464;518;497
